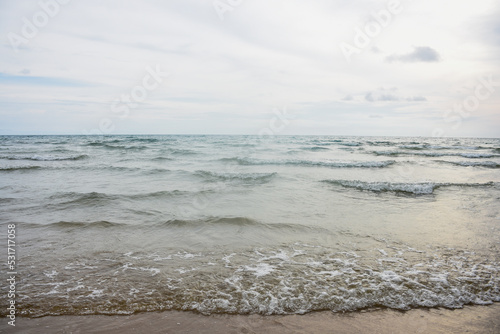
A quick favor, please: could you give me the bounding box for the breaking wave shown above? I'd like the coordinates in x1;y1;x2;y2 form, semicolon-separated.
194;170;277;183
0;165;43;171
370;151;498;158
322;180;496;195
0;154;88;161
435;161;500;169
219;157;396;168
9;244;500;317
300;146;330;151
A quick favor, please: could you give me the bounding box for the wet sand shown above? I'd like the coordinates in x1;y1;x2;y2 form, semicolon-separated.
1;303;499;334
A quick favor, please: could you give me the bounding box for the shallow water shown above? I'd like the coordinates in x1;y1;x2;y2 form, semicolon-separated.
1;135;499;316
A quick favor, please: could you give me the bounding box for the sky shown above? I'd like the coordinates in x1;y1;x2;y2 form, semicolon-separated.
0;0;499;137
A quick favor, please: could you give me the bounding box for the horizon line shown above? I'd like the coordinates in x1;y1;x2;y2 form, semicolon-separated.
1;133;499;139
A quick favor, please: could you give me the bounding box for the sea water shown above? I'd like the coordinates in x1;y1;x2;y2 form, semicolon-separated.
0;135;499;316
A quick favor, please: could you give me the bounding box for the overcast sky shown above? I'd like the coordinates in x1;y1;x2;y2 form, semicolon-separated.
1;0;499;137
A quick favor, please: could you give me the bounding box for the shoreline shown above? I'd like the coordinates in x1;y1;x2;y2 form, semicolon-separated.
2;303;500;334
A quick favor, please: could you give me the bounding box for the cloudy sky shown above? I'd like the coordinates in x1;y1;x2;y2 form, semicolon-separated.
1;0;499;136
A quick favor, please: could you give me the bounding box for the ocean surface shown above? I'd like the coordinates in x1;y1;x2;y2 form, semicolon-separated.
1;135;500;317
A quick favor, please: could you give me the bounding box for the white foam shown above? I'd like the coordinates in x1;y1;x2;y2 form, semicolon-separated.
175;267;197;274
338;251;361;258
124;252;141;259
175;252;201;259
44;270;58;278
451;161;499;168
22;242;500;316
459;153;495;158
67;284;85;292
400;144;427;149
87;289;104;298
306;260;324;267
257;250;290;262
150;255;172;261
429;273;450;286
329;180;437;194
244;263;275;277
222;253;236;265
291;249;306;257
379;270;400;281
39;282;67;295
139;267;160;276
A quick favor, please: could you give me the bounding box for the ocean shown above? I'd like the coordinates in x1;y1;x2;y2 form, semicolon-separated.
1;135;499;317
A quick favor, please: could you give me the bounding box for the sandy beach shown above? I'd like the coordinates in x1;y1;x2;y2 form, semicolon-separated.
1;303;499;334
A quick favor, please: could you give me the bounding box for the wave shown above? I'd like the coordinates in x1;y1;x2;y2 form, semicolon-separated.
157;217;329;234
85;138;160;145
433;145;485;150
0;198;15;204
460;153;498;158
323;180;496;195
309;139;342;146
48;191;120;207
84;141;150;150
86;142;105;146
85;142;106;147
219;157;396;168
168;149;198;155
125;190;190;200
0;165;165;173
151;156;174;161
0;165;43;171
39;220;123;229
100;166;145;173
370;151;499;158
223;142;258;148
286;150;302;154
194;170;277;183
109;144;149;150
161;217;261;228
128;137;160;143
366;140;394;146
398;144;427;150
399;145;488;151
370;151;418;157
48;148;78;154
0;154;88;161
300;146;330;151
26;217;327;234
10;243;500;317
436;160;500;168
339;142;362;147
47;190;190;207
141;168;171;175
